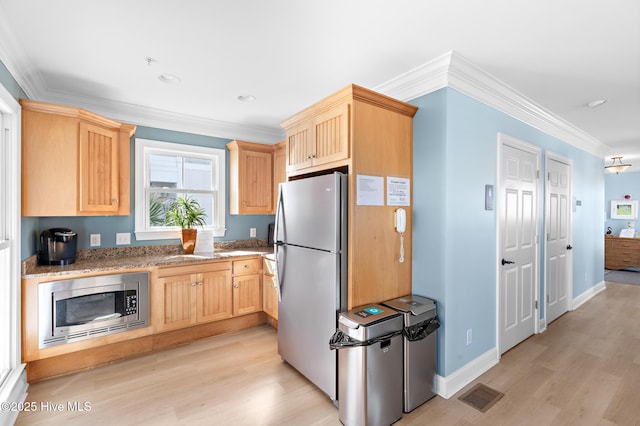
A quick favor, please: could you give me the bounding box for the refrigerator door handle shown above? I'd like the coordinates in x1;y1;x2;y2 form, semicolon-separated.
274;183;283;244
274;186;284;302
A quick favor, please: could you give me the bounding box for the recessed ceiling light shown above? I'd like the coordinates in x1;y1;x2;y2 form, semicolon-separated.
237;94;256;102
586;99;607;108
158;73;181;85
144;56;158;66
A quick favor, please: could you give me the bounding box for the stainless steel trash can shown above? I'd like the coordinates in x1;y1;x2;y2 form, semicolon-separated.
332;304;403;426
383;295;439;412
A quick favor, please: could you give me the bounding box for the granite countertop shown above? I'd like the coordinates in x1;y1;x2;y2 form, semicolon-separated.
23;240;274;279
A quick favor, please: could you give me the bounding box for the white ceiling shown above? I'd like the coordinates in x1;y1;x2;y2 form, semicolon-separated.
1;0;639;170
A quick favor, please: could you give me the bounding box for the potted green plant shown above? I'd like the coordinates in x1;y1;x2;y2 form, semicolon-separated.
164;196;207;254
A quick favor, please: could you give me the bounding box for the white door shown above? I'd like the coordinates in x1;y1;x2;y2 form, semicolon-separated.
498;136;539;354
545;156;572;324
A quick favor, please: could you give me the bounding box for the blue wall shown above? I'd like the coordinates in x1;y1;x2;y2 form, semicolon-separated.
605;171;640;234
21;125;275;259
411;88;605;377
0;59;26;100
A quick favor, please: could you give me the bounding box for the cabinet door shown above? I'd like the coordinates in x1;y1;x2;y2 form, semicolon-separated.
157;273;197;331
233;274;262;316
198;270;233;323
239;149;273;214
310;102;349;167
78;122;120;213
263;274;278;320
286;121;313;172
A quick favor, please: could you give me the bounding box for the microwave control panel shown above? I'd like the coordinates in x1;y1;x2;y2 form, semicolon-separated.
125;290;138;315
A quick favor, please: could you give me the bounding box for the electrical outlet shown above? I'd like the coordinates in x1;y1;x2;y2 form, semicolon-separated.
116;232;131;245
466;329;472;346
250;228;257;238
90;234;101;247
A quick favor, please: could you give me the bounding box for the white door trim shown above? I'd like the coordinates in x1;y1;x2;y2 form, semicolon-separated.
495;132;541;359
543;152;573;329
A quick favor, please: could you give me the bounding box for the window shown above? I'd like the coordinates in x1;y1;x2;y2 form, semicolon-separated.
135;139;226;240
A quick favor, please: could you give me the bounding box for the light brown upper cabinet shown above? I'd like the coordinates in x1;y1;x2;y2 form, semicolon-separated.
227;140;274;214
282;102;349;174
20;99;136;216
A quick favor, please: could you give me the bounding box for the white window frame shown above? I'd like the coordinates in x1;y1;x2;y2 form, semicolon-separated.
135;138;226;241
0;82;27;423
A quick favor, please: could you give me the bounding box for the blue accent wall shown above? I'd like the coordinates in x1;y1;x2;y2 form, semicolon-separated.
605;171;640;234
411;88;605;376
0;60;26;100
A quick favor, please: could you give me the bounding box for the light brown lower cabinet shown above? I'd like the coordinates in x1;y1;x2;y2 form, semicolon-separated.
232;258;263;316
262;257;278;321
154;262;233;332
154;258;263;332
262;274;278;320
22;257;269;381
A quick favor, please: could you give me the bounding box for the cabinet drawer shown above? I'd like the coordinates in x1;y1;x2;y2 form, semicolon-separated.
156;261;231;278
233;258;262;275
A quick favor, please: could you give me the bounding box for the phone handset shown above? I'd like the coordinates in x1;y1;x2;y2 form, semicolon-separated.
395;208;406;263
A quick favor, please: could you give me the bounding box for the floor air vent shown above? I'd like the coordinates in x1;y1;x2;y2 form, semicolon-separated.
458;383;504;413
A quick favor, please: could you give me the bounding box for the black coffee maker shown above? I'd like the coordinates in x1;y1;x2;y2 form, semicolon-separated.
38;228;78;265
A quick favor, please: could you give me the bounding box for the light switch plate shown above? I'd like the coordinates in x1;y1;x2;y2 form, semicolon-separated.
485;184;494;210
116;232;131;245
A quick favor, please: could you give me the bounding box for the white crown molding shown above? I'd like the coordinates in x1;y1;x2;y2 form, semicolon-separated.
374;51;451;101
38;89;284;144
376;51;607;158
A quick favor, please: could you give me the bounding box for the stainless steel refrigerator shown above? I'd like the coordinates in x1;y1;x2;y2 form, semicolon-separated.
275;172;348;402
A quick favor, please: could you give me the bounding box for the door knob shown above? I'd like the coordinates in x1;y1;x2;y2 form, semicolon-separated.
566;245;573;250
501;259;515;265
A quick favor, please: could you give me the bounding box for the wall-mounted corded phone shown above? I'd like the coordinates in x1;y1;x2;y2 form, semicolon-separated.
395;208;406;263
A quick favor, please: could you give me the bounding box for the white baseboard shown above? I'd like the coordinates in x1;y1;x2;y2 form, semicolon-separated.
0;365;28;426
538;318;547;333
433;281;606;400
572;280;606;310
434;347;499;399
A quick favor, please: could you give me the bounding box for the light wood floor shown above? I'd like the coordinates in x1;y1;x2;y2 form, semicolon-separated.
16;282;640;425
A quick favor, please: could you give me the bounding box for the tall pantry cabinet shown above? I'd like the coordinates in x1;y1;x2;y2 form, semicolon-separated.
281;84;418;309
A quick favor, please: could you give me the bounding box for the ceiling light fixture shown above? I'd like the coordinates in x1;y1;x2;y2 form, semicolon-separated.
144;56;157;66
237;94;256;102
605;156;631;174
586;99;607;108
158;73;181;85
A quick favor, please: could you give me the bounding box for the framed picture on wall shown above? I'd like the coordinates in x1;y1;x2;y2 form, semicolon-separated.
611;200;638;219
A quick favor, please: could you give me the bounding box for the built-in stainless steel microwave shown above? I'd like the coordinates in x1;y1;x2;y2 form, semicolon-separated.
38;272;149;349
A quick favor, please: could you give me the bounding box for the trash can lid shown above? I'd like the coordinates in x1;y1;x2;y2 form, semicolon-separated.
383;295;436;316
338;304;400;328
338;304;402;341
